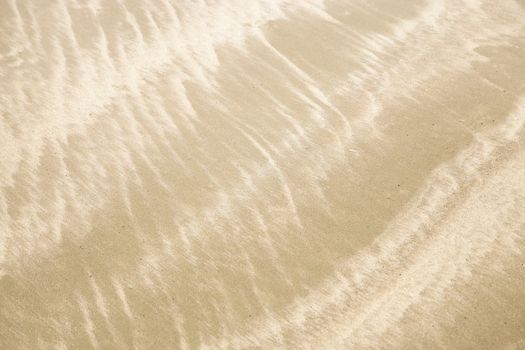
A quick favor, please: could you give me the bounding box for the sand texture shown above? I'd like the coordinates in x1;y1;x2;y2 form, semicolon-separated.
1;0;525;349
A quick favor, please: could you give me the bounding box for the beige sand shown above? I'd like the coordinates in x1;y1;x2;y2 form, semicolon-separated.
1;0;525;349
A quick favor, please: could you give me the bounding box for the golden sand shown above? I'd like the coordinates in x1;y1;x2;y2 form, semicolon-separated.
1;0;525;348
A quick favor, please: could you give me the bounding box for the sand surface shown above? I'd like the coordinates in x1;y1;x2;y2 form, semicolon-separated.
1;0;525;349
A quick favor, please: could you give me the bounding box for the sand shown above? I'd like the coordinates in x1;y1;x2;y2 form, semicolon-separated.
1;0;525;349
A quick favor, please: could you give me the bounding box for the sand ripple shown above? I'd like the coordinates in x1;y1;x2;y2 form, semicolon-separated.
1;0;525;348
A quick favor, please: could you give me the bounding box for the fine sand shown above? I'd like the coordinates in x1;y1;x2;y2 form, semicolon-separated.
1;0;525;349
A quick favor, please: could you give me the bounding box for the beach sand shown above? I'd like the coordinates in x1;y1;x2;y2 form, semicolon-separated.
1;0;525;348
